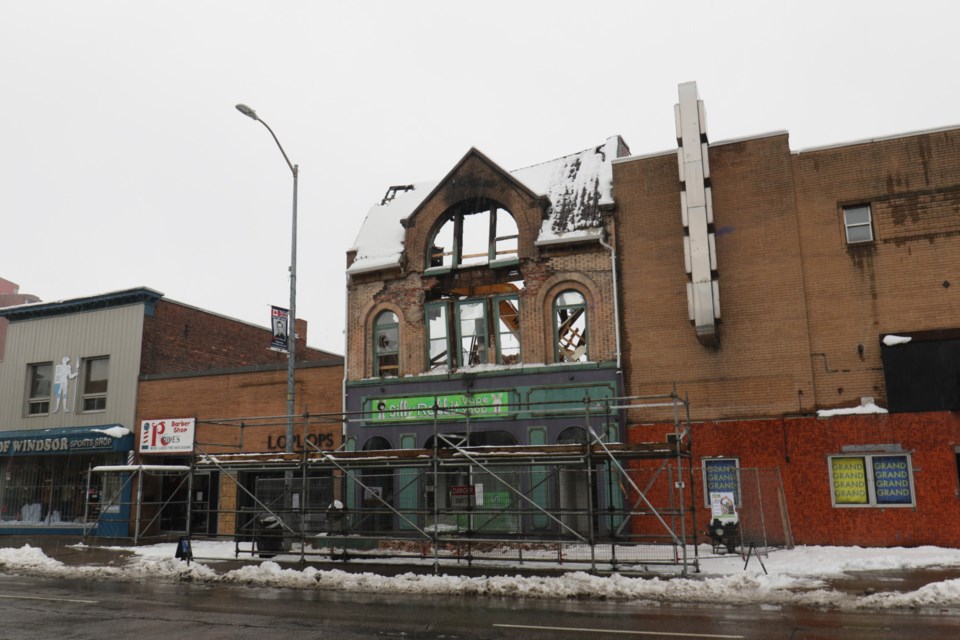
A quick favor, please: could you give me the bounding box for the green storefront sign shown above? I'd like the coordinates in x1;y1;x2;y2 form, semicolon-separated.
366;391;510;423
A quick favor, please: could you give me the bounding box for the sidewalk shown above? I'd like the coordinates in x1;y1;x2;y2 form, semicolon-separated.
4;535;960;610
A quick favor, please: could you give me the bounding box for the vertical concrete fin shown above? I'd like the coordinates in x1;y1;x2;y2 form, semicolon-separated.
676;81;720;346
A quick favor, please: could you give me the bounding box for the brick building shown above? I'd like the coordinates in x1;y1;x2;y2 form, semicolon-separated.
0;287;342;537
345;82;960;547
0;278;40;362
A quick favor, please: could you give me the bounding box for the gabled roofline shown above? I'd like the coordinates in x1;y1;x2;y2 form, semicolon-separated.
401;147;544;226
0;287;164;321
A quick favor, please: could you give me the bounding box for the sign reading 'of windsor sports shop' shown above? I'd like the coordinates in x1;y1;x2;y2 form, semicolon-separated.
140;418;196;454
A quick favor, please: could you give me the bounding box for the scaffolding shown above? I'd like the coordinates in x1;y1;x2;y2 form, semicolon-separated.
88;391;790;574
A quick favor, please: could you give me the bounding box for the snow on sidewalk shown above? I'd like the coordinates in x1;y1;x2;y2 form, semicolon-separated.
3;541;960;610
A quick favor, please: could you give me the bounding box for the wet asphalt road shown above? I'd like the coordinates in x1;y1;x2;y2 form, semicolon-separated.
2;572;960;640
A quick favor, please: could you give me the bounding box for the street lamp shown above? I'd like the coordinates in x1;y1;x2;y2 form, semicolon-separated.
236;103;298;455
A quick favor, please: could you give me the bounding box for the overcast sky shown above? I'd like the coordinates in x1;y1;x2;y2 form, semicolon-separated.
2;1;956;354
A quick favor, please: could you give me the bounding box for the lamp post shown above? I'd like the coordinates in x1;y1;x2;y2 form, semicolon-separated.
236;103;298;455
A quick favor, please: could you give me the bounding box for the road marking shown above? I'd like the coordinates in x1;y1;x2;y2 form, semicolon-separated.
493;624;744;639
0;593;98;605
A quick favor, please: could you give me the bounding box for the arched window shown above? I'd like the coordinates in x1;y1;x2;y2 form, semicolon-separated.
374;311;399;377
554;290;588;362
427;201;519;269
557;426;589;445
362;436;392;451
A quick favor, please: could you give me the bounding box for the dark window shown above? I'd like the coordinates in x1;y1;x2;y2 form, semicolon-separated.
81;357;109;412
881;331;960;412
27;363;52;415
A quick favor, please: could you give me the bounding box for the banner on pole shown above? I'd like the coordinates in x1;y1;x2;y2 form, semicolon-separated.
270;306;290;353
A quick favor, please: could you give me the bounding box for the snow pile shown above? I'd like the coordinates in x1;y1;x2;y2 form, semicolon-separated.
4;542;960;611
817;402;888;417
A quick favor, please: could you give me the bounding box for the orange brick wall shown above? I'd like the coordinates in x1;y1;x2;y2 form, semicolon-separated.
136;363;344;454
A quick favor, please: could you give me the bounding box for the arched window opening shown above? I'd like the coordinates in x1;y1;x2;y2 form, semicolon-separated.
362;436;393;451
374;311;399;377
554;290;588;362
428;201;519;270
557;426;589;445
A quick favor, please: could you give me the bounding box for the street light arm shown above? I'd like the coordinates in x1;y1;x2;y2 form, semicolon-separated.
235;103;296;176
255;118;297;177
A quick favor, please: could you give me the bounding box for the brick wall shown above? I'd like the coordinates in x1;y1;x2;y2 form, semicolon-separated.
136;363;344;454
628;412;960;547
613;127;960;421
793;128;960;412
614;135;816;422
346;153;618;381
141;299;338;375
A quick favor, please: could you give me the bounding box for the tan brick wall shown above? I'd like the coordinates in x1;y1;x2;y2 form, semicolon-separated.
793;128;960;411
614;135;816;421
136;364;344;454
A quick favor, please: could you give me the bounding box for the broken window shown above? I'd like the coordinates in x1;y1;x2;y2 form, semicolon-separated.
494;295;520;365
428;200;519;270
554;290;588;362
457;300;488;366
426;302;449;371
426;286;522;371
374;311;399;377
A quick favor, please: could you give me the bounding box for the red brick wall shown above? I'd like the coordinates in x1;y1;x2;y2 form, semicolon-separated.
629;412;960;547
141;300;338;375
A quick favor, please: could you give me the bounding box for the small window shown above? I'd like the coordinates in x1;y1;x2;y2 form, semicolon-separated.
27;362;52;415
703;458;740;508
554;290;588;362
829;453;915;507
843;205;873;244
81;357;109;412
374;311;399;377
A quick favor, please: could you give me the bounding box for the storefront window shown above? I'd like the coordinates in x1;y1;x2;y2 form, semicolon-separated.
0;453;117;526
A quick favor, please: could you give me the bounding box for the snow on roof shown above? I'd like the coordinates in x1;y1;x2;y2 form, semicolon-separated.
347;137;625;275
817;402;889;418
347;182;438;275
514;136;623;241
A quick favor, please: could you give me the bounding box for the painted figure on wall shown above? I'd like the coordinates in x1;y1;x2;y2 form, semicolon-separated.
52;356;79;413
